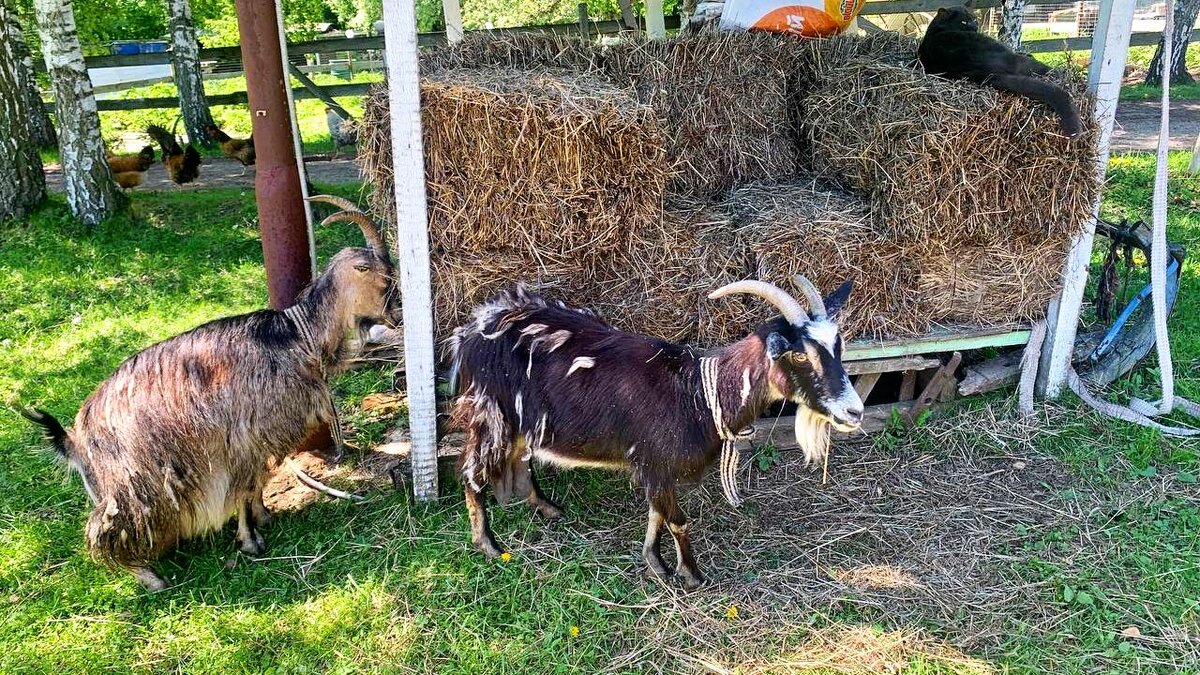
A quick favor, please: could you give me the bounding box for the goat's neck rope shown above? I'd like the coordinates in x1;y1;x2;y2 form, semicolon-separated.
285;306;328;376
700;356;750;507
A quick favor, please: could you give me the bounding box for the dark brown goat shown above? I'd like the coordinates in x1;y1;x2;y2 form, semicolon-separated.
447;277;864;588
21;196;395;591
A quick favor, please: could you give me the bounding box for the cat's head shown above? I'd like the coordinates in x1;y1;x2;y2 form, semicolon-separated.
931;6;979;32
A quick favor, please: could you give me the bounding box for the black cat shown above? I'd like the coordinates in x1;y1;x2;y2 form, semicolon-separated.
918;6;1082;137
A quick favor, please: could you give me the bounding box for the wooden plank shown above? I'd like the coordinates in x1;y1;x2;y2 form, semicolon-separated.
908;352;961;423
1037;0;1135;398
749;403;914;447
845;355;941;375
854;372;882;401
844;326;1030;361
287;62;352;119
646;0;667;38
899;370;917;401
958;351;1023;396
382;0;439;501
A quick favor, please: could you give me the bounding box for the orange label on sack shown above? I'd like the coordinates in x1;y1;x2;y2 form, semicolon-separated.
749;0;865;36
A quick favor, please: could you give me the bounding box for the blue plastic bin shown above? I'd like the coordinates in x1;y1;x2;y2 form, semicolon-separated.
109;41;140;56
139;41;169;54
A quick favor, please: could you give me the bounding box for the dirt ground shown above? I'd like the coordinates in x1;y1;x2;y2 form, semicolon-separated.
1109;100;1200;152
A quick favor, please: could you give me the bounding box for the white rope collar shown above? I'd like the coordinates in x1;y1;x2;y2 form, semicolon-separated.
700;356;752;507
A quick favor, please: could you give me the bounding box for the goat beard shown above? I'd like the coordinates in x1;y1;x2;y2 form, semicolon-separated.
795;406;832;467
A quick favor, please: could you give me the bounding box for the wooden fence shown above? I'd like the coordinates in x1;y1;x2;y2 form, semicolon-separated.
61;0;1177;112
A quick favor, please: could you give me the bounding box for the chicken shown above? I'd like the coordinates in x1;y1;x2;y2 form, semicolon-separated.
113;171;146;190
106;145;155;174
204;124;255;174
146;124;201;186
325;107;358;159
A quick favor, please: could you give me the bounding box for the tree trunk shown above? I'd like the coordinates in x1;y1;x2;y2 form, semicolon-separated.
998;0;1026;50
616;0;639;31
0;0;46;220
33;0;124;226
1147;0;1200;86
168;0;215;147
4;4;56;148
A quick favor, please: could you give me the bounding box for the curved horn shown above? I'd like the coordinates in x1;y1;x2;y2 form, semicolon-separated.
307;195;390;260
708;280;808;325
792;274;827;318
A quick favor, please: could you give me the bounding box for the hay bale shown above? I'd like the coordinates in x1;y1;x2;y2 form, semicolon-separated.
801;59;1100;243
915;233;1071;326
604;33;806;199
727;179;925;342
361;68;669;256
420;33;601;74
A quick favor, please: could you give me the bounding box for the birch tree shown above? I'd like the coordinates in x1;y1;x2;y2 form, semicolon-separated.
33;0;123;225
4;3;56;148
1147;0;1200;86
0;0;46;220
997;0;1025;50
168;0;214;147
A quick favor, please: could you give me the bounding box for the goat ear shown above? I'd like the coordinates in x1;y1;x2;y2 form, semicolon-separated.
936;7;947;16
823;279;853;320
766;332;792;360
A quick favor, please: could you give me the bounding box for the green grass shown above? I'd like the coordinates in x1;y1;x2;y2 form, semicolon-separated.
1120;81;1200;102
97;70;381;158
2;155;1200;672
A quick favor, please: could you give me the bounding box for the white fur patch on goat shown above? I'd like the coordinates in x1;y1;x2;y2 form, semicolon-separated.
795;406;831;468
740;368;752;407
545;329;572;352
566;357;595;377
807;320;839;352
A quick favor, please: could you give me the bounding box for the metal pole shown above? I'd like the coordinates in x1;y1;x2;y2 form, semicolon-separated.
235;0;311;307
235;0;334;456
382;0;439;501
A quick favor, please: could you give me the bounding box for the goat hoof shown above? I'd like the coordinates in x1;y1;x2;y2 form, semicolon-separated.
642;556;671;581
474;537;504;559
132;567;169;593
240;531;267;556
537;503;564;521
677;570;706;590
253;507;274;528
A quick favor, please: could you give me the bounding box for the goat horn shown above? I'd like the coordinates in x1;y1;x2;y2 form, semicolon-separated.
708;280;808;325
307;195;390;260
792;274;827;318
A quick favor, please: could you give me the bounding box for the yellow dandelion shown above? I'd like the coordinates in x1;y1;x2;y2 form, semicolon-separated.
725;605;739;620
500;552;512;562
569;625;581;637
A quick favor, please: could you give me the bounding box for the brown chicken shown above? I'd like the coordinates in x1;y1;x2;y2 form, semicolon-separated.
147;125;201;186
113;171;146;190
107;145;155;174
205;124;255;173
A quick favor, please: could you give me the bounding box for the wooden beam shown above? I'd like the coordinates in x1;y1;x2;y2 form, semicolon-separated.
1037;0;1136;398
854;372;882;401
844;326;1030;361
748;403;914;446
382;0;439;501
845;355;941;375
286;62;351;120
645;0;667;38
77;82;373;111
958;351;1023;396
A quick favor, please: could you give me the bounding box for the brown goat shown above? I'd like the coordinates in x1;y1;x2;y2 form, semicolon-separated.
448;277;863;588
21;196;396;591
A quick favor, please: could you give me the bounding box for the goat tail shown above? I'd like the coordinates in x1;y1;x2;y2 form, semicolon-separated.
985;73;1082;137
19;407;70;458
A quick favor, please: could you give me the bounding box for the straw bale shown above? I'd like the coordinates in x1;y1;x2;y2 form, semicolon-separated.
801;58;1100;243
915;233;1071;326
420;32;601;74
603;32;806;199
726;179;925;343
362;68;669;256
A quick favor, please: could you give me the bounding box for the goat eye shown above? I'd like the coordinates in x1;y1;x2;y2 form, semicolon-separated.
354;264;370;272
790;353;809;364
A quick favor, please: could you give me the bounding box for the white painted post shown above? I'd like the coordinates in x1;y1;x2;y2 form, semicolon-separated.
382;0;439;500
646;0;667;38
1037;0;1136;398
443;0;464;43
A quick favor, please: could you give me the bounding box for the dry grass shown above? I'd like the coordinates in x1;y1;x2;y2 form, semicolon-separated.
727;179;923;342
802;58;1101;243
362;69;668;256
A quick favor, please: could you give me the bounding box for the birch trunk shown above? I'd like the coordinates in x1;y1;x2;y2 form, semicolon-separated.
4;4;55;148
168;0;214;147
1147;0;1200;86
0;0;46;220
33;0;123;226
998;0;1026;49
